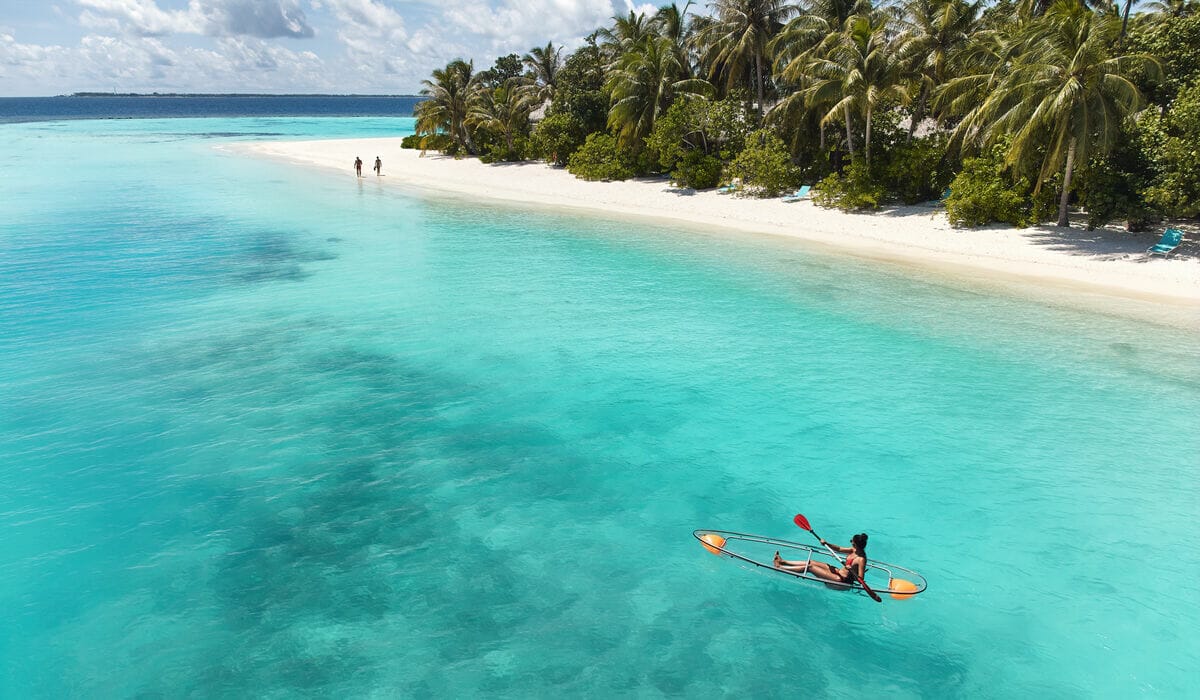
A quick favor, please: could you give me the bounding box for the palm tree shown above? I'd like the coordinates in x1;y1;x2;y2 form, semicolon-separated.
799;13;908;165
950;1;1160;226
653;2;697;77
769;13;835;150
810;0;874;24
768;0;873;149
698;0;799;117
415;59;478;154
1119;0;1138;43
468;77;537;156
523;42;563;104
1145;0;1198;15
599;10;654;63
933;16;1018;123
894;0;984;136
1017;0;1112;18
607;35;713;147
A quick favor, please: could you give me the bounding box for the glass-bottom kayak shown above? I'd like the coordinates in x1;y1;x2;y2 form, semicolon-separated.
693;529;927;599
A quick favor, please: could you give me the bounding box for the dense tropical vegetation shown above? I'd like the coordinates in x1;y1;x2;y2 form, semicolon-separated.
409;0;1200;230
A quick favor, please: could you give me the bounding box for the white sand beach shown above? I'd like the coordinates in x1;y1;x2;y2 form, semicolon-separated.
237;137;1200;323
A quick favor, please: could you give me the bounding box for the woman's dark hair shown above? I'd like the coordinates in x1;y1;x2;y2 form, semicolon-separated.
851;533;868;551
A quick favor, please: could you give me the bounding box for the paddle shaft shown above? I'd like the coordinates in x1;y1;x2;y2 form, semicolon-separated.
807;527;882;603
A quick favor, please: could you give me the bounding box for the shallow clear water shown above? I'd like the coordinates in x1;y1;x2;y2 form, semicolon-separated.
1;117;1197;697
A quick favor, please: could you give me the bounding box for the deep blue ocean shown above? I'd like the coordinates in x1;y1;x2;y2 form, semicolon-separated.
0;95;422;124
1;98;1197;697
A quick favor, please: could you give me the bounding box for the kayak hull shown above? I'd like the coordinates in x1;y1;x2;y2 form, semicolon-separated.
693;529;927;598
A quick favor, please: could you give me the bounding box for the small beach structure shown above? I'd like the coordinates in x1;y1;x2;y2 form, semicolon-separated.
1146;228;1184;257
782;185;812;202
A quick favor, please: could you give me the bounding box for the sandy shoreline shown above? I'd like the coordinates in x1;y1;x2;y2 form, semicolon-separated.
233;137;1199;325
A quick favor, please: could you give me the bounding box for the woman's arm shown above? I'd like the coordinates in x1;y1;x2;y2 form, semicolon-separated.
819;539;851;554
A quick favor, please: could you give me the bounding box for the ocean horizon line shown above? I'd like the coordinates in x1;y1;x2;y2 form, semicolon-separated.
60;92;424;99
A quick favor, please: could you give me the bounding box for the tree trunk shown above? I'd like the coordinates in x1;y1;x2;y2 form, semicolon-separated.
1119;0;1133;45
755;54;765;119
844;105;855;155
1057;138;1077;228
819;123;825;151
865;106;873;167
908;86;928;141
462;124;474;154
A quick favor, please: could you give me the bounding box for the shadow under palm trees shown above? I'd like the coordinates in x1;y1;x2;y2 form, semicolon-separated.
1023;222;1196;261
853;203;1195;261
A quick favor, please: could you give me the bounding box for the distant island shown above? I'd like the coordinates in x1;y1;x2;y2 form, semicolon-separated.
67;92;420;98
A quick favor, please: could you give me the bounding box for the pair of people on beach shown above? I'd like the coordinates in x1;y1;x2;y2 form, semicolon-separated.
354;156;382;177
775;532;868;585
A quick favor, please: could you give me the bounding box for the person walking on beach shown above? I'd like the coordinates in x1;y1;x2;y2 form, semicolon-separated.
373;156;382;176
354;156;363;177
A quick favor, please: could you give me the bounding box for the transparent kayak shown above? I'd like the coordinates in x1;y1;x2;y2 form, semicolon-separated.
693;529;927;598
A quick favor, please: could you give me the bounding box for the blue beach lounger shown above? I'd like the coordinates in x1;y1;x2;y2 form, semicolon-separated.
717;178;741;194
782;185;812;202
1147;228;1183;257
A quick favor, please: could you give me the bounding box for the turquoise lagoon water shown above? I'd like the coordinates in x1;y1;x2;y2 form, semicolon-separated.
1;116;1197;697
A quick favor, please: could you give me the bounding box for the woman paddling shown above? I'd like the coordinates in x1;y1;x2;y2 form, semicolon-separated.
774;532;868;585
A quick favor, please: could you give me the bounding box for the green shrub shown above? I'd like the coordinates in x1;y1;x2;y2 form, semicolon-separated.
1128;14;1200;102
401;133;453;153
645;100;694;172
1141;83;1200;219
478;135;530;164
567;133;636;181
478;144;503;164
530;113;588;166
726;130;800;197
811;159;888;211
879;135;953;205
1077;154;1156;231
646;96;754;172
1028;173;1060;227
944;144;1032;227
672;151;722;189
633;146;661;177
548;41;609;134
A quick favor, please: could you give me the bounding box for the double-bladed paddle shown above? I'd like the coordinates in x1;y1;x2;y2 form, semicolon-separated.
793;513;882;603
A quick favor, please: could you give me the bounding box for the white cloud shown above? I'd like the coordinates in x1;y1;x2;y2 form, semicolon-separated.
75;0;315;39
183;38;329;88
323;0;407;54
203;0;315;38
624;0;657;18
76;34;178;80
329;0;622;91
1;0;635;94
438;0;613;51
0;32;66;74
0;30;331;93
77;0;203;36
322;0;407;35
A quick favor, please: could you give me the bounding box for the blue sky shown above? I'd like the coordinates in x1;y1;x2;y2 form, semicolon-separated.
0;0;649;95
